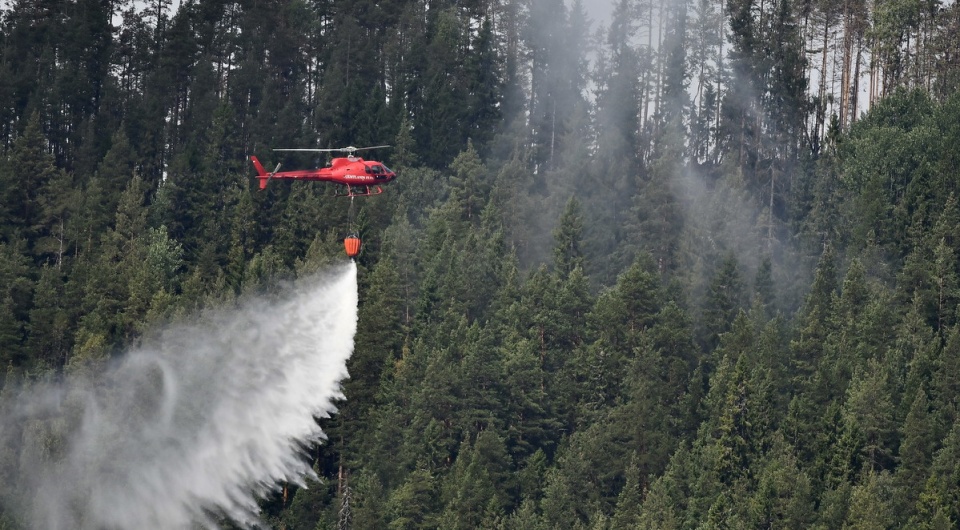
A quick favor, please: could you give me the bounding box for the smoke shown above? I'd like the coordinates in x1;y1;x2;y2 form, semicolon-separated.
0;262;358;529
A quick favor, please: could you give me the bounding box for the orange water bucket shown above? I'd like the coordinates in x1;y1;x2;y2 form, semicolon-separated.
344;236;361;258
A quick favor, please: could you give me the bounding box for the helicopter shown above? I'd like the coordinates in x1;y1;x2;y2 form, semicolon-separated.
250;145;396;197
250;145;396;259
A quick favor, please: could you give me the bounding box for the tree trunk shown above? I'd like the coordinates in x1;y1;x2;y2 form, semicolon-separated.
816;13;829;143
715;0;725;145
851;32;863;125
840;2;852;129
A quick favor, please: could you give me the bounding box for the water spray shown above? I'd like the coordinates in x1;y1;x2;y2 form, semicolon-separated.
1;262;358;529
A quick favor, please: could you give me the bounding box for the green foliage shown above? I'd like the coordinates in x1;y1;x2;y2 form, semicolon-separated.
552;196;584;277
2;1;960;527
747;434;815;528
842;471;896;530
702;254;746;349
387;468;438;530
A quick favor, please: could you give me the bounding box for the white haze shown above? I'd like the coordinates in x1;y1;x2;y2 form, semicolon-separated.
580;0;615;24
2;262;358;529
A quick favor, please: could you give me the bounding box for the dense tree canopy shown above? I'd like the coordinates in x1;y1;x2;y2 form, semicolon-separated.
3;0;960;527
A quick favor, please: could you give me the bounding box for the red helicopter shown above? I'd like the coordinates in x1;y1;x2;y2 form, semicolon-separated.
250;145;395;259
250;145;396;197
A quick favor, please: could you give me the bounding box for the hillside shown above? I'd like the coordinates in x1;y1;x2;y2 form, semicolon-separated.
3;0;960;528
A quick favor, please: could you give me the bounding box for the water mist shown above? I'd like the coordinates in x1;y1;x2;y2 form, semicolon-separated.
1;262;358;529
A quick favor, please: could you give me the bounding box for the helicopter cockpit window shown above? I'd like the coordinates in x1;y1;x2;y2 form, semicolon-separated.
370;165;383;174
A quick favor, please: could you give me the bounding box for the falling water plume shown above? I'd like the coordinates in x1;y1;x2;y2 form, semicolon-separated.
0;261;358;529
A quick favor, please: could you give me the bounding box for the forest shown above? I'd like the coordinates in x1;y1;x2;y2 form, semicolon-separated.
3;0;960;527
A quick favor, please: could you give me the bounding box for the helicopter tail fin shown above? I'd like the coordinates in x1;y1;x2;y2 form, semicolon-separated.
250;156;269;190
250;156;267;175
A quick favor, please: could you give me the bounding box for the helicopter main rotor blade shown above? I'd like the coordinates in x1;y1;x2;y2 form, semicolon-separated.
349;145;391;152
273;148;341;152
273;145;392;154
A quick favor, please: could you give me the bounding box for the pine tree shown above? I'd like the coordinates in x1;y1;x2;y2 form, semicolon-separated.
753;256;776;316
26;266;71;369
842;471;895;530
0;296;22;367
32;167;75;267
791;245;837;380
689;0;722;163
463;16;502;153
610;452;643;528
636;463;684;530
843;358;897;472
895;387;938;521
702;254;745;349
552;196;584;277
387;468;439;530
711;355;762;486
911;418;960;526
501;498;547;530
502;338;561;460
351;471;389;530
439;430;511;530
934;326;960;428
346;254;405;414
2;114;62;251
911;474;957;530
747;434;815;528
720;0;761;180
417;8;469;167
0;242;31;366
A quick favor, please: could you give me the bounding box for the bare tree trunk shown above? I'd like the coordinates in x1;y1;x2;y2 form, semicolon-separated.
642;0;655;127
337;465;351;530
715;0;725;151
921;5;934;91
549;99;556;170
831;14;842;126
904;32;911;89
768;168;775;250
57;218;64;270
694;4;710;163
840;2;852;129
759;0;766;39
739;114;745;172
654;0;667;137
869;22;878;109
757;0;766;152
539;325;546;393
816;13;829;142
851;32;863;124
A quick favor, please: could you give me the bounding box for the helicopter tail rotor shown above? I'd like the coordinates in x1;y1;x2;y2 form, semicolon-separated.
250;156;281;190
